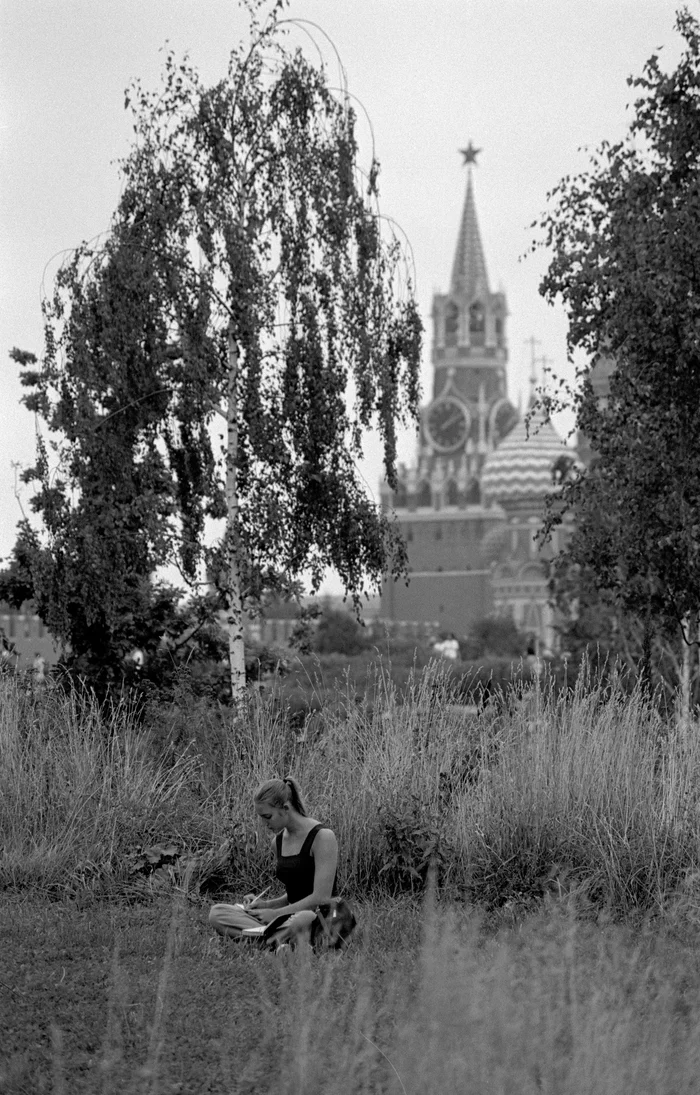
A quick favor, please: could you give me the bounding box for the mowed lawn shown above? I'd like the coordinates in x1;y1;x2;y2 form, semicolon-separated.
4;893;700;1095
1;895;421;1095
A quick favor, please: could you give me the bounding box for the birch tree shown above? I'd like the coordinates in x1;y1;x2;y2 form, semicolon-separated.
13;1;422;696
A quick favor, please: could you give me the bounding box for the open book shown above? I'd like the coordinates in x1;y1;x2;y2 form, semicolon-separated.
241;912;292;939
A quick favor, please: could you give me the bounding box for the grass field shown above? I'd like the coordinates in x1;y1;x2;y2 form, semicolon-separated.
3;662;700;1091
3;893;700;1094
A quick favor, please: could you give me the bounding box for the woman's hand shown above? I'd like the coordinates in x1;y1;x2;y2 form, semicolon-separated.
250;908;280;924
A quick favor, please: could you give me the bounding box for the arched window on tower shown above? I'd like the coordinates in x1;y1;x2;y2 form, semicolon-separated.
445;480;459;507
466;479;481;505
444;301;459;348
416;480;432;508
469;301;485;346
528;517;539;558
393;483;407;509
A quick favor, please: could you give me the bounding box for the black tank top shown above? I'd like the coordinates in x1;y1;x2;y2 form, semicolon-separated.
275;824;337;904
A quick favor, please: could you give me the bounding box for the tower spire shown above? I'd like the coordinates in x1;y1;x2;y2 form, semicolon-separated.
450;145;489;303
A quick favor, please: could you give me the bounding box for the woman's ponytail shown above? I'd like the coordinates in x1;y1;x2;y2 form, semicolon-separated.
283;776;307;816
254;775;307;816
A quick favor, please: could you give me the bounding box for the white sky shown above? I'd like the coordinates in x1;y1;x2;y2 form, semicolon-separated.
0;0;687;589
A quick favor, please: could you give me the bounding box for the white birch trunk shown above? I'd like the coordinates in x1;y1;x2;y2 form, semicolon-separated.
680;612;693;739
225;326;246;699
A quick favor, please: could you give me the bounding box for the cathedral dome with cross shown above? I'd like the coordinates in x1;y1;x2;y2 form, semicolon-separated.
481;394;574;514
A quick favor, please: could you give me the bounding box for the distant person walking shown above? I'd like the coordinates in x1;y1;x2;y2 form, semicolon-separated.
433;632;460;660
32;652;46;685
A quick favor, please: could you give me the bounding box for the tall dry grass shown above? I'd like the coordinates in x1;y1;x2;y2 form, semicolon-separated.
3;659;700;912
389;901;700;1095
261;900;700;1095
0;682;204;893
460;667;700;909
207;660;700;911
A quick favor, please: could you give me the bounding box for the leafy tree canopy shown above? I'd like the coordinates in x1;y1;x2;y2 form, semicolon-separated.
7;0;422;690
312;607;371;656
535;6;700;646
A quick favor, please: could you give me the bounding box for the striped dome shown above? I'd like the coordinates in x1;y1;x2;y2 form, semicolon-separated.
481;407;574;506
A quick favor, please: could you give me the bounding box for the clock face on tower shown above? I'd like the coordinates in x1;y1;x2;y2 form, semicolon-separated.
425;397;470;452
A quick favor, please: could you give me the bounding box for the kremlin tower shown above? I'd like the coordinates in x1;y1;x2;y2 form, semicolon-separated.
379;146;574;654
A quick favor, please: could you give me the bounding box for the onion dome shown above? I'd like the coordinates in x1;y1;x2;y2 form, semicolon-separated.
481;406;576;511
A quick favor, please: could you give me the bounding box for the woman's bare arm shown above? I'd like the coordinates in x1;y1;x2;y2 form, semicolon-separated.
253;830;338;921
246;894;287;911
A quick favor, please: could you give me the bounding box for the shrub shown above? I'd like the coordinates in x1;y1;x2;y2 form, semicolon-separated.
312;608;371;656
461;613;529;659
378;793;449;895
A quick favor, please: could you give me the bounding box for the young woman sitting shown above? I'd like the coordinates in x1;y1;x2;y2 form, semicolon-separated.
209;776;353;949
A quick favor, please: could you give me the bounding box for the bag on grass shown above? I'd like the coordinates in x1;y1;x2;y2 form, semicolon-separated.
309;898;357;951
252;898;357;951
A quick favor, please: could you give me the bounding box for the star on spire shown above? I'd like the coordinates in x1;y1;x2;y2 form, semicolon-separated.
450;150;490;301
460;141;482;166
